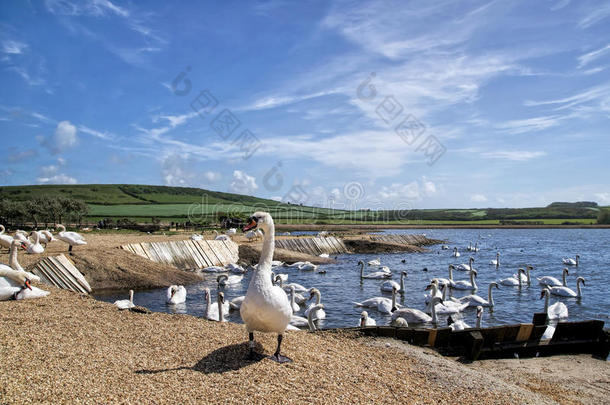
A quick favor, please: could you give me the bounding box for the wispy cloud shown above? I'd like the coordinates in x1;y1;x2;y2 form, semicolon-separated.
577;44;610;68
524;84;610;111
579;3;610;28
494;116;563;134
44;0;129;18
481;150;547;161
2;40;27;54
78;125;114;140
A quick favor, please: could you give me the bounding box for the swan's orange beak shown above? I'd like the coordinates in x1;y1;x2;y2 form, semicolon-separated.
20;242;27;250
24;279;32;290
242;218;257;232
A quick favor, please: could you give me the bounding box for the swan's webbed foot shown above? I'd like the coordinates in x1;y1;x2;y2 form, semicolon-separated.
245;332;265;361
269;353;292;363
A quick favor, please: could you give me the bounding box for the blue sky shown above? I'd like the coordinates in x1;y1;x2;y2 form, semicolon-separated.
1;0;609;209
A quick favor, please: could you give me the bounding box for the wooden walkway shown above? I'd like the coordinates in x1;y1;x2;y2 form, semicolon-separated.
274;237;348;256
32;254;92;294
370;234;432;245
120;239;239;270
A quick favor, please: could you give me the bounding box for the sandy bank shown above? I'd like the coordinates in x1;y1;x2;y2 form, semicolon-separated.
2;287;608;404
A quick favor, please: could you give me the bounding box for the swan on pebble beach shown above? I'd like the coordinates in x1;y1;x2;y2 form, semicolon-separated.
239;212;293;363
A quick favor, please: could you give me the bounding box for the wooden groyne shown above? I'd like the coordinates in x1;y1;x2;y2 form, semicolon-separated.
121;239;239;270
32;254;92;294
274;236;348;256
336;315;609;361
370;234;438;245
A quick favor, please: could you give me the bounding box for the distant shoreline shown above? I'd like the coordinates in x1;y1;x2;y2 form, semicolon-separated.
275;224;610;230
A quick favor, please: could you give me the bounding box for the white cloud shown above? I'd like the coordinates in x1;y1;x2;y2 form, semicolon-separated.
579;3;610;28
471;194;487;203
2;40;27;54
36;160;77;184
40;120;78;154
481;150;547;161
229;170;258;195
79;125;113;140
594;192;610;205
495;116;562;134
45;0;129;18
203;171;221;182
577;44;610;68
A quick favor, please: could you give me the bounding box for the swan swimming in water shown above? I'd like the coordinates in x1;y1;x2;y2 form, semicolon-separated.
204;288;230;320
217;274;244;286
550;277;585;298
455;257;475;272
562;254;579;266
359;311;376;326
489;252;500;268
380;271;406;293
434;265;456;288
240;212;293;363
114;290;135;310
499;268;525;287
304;288;326;320
452;247;460;257
540;288;568;319
391;296;443;325
537;268;569;287
358;260;391;279
451;269;478;291
166;285;186;305
367;258;381;266
452;282;499;308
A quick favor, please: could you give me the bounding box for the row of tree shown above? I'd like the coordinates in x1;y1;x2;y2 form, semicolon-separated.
0;196;89;228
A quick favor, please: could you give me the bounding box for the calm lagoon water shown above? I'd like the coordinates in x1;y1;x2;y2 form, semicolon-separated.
95;228;610;329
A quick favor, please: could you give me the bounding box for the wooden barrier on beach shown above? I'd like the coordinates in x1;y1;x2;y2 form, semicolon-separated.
335;316;609;361
31;254;92;294
274;237;348;256
120;239;239;270
369;234;434;245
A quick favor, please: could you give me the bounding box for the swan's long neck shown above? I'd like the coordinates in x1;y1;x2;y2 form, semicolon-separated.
307;305;318;332
259;224;275;271
391;288;396;310
32;232;40;244
218;298;224;322
290;288;296;308
0;224;4;234
448;266;453;281
476;315;481;329
314;291;321;305
469;258;474;268
431;301;438;324
543;291;549;313
496;253;500;268
129;290;134;304
470;271;477;289
518;270;523;288
562;269;567;287
205;292;211;318
360;262;364;278
441;283;447;300
575;256;579;267
526;268;531;285
576;280;583;297
9;243;22;271
400;273;405;292
57;224;65;233
488;284;495;307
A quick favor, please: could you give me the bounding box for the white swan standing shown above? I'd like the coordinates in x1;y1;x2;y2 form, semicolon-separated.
358;260;391;279
550;277;585;298
240;212;293;363
359;311;376;326
304;288;327;320
114;290;135;310
380;271;406;293
166;285;186;304
540;288;568;319
37;230;55;246
537;268;569;287
56;224;87;254
489;252;500;269
562;255;579;266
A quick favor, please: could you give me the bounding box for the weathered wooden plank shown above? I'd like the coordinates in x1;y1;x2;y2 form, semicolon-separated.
184;241;206;269
47;256;87;293
55;254;92;292
204;240;224;265
516;324;533;342
193;241;215;267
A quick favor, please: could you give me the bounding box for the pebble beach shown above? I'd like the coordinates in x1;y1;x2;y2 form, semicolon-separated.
1;285;609;404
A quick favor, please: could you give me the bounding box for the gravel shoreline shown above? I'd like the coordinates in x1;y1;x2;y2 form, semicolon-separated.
2;287;608;404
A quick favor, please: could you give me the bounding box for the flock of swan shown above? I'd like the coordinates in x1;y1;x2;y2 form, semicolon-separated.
0;225;88;301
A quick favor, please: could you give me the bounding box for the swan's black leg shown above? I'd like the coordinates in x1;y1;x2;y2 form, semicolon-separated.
68;245;73;255
246;332;264;361
270;334;292;363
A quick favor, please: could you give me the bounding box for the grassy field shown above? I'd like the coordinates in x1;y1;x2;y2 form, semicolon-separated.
1;184;605;225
